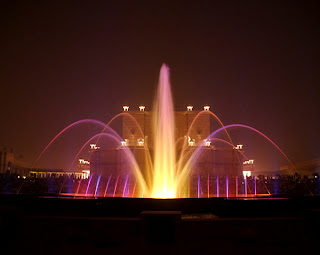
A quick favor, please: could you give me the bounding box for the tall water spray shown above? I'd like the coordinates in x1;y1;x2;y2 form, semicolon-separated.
151;64;177;198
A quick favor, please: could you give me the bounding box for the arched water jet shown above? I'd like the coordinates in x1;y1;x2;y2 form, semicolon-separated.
69;132;121;169
177;110;234;175
175;136;186;150
32;119;118;169
175;110;245;197
208;124;296;172
211;138;249;160
90;112;154;189
177;123;298;197
70;132;149;195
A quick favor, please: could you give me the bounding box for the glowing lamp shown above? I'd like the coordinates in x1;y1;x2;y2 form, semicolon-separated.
139;105;145;111
137;138;144;146
123;105;129;111
121;140;127;146
188;140;195;146
90;144;100;150
205;140;211;146
79;159;90;165
187;136;195;146
204;105;210;111
243;159;254;165
233;144;243;150
187;105;193;111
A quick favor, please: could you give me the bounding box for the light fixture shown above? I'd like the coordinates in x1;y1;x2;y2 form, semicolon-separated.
139;105;145;111
187;105;193;111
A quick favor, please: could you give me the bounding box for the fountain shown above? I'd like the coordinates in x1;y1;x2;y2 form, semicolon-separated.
151;64;177;198
32;64;301;199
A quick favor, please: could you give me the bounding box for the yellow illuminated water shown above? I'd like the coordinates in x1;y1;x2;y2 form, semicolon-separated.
151;64;177;198
115;64;229;198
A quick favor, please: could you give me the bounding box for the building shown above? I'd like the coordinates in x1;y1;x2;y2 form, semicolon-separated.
0;147;29;176
28;168;86;179
90;106;244;181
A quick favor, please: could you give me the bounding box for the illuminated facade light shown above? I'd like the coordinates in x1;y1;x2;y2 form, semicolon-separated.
139;105;145;111
121;140;127;146
233;144;243;150
243;159;254;165
90;144;100;150
123;105;129;111
205;140;211;146
81;170;90;179
243;171;252;179
188;137;195;146
187;105;193;111
137;138;144;146
79;159;90;165
204;105;210;111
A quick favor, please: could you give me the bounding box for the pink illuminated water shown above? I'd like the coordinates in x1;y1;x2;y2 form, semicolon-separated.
85;175;93;197
197;175;200;198
113;176;119;197
94;175;101;197
104;175;112;197
207;173;210;198
32;119;118;169
226;176;229;198
216;176;219;197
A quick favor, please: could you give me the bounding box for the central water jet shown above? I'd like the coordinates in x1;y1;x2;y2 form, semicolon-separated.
151;64;177;198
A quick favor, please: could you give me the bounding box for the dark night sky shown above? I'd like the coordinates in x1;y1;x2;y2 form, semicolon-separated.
0;0;319;171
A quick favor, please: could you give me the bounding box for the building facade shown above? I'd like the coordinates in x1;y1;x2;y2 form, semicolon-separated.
90;106;244;182
0;147;29;176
